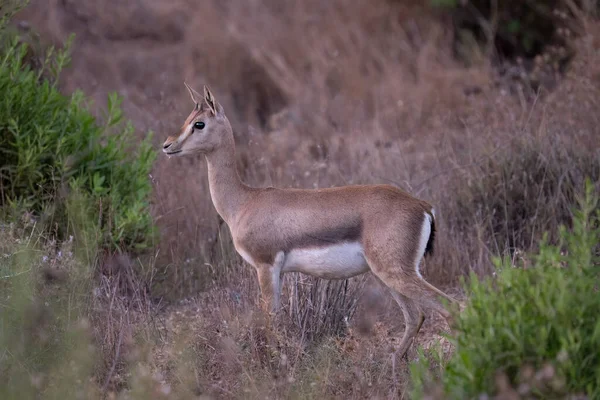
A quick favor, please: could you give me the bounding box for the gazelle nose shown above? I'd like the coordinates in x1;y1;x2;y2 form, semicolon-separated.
163;142;172;149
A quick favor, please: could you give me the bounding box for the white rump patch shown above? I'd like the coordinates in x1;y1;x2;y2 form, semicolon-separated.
415;212;432;278
282;242;369;280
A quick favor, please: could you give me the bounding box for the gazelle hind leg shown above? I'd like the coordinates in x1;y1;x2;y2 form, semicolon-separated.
393;271;458;326
373;275;424;357
390;291;425;357
369;256;458;328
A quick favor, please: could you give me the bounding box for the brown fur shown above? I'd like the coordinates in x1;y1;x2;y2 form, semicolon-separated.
163;84;460;357
235;185;428;266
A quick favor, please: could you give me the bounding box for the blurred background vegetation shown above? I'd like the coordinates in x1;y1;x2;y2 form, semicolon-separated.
0;0;598;398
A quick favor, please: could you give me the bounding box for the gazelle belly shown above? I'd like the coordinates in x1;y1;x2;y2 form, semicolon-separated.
282;242;369;279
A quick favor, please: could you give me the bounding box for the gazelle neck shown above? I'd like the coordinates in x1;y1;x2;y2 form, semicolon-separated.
204;132;251;226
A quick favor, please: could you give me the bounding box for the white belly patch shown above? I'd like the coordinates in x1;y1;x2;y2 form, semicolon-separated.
282;242;369;279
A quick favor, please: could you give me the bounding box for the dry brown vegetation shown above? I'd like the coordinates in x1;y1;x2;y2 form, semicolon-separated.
5;0;600;398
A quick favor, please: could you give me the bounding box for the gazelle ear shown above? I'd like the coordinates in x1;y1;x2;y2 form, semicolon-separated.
184;82;202;105
203;85;218;116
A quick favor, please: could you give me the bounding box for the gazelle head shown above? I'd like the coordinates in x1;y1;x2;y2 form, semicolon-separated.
163;83;230;156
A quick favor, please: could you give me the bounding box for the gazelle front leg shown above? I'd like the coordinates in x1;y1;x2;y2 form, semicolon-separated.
256;252;285;314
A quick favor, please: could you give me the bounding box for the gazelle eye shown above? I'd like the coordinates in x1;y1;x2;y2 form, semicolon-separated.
194;121;205;130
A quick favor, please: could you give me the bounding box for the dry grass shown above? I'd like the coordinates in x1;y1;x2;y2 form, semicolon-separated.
5;0;600;398
146;278;455;399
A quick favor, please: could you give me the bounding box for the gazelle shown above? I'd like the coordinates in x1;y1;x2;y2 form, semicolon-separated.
162;83;460;356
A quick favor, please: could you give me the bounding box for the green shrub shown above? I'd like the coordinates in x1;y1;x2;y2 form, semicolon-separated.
0;201;162;399
0;223;98;400
0;15;156;252
411;180;600;398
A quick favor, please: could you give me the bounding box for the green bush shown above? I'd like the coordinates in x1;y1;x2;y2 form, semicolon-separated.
0;15;156;251
411;180;600;399
0;223;97;400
